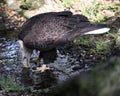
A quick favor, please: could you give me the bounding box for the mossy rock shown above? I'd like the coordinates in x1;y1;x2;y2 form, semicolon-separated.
20;0;45;10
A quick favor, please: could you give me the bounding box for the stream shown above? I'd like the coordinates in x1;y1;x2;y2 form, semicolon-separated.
0;30;99;89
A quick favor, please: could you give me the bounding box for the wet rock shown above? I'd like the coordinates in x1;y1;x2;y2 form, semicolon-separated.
52;57;120;96
31;68;57;89
20;68;33;86
72;65;85;71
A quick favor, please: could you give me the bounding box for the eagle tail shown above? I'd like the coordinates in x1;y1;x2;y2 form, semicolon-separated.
59;24;110;42
82;24;110;35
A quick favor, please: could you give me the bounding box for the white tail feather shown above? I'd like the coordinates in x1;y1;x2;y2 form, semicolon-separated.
83;28;110;35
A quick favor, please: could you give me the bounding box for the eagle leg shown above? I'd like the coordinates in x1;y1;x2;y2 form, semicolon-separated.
31;57;41;66
18;40;33;68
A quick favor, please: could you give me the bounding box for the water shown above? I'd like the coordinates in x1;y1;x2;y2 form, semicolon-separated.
0;30;98;88
0;30;21;84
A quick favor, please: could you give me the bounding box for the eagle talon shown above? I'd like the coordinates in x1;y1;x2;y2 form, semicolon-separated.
35;64;50;72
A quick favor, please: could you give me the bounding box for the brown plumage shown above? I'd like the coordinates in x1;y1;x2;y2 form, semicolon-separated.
18;11;109;68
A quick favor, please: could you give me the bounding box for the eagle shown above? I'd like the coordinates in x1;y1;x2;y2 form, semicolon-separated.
18;11;110;71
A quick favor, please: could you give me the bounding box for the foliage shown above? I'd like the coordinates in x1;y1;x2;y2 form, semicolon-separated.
20;0;45;10
56;0;80;8
106;3;120;12
0;77;24;92
81;0;102;21
57;0;120;23
94;40;112;56
73;36;95;47
74;34;112;57
0;76;50;95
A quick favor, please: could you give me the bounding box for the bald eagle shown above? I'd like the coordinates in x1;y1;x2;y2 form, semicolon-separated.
18;11;110;69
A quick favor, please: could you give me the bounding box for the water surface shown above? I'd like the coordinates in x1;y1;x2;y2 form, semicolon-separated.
0;30;98;88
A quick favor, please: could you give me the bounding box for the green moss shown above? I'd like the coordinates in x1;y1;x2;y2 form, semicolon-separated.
73;34;113;57
81;0;103;22
56;0;79;8
106;3;120;12
73;35;95;47
0;76;50;95
94;40;112;56
0;77;24;92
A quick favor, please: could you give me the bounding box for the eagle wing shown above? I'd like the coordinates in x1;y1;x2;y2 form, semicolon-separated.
18;11;99;51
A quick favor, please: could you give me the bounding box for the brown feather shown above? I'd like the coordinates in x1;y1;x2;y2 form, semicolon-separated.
19;11;109;65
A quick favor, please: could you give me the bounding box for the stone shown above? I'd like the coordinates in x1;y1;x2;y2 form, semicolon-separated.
4;0;22;11
20;0;45;10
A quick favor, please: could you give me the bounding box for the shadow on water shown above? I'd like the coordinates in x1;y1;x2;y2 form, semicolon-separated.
0;30;100;89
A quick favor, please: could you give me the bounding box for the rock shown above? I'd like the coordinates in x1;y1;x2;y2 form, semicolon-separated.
52;57;120;96
20;0;64;18
4;0;14;5
4;0;22;10
20;0;45;10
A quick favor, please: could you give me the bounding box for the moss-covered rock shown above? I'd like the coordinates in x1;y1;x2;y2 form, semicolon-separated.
3;0;22;10
20;0;45;10
53;57;120;96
